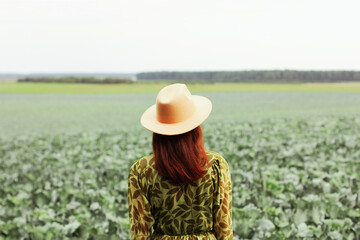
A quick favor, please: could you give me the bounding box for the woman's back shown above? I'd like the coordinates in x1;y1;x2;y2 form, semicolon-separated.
128;83;233;239
128;150;232;239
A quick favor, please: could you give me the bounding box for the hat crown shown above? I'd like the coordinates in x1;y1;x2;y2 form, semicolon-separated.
156;84;195;124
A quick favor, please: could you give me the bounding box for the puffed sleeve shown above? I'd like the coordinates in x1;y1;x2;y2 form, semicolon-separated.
128;159;155;240
213;155;233;239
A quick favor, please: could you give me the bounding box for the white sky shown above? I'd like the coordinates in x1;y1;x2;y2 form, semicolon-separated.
0;0;359;73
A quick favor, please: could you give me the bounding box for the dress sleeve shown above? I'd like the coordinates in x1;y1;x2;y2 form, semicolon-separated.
213;156;233;239
128;160;155;240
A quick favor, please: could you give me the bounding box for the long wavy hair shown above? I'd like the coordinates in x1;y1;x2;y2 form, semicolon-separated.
152;126;209;184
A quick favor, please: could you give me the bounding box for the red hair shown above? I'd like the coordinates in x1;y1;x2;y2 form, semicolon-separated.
152;126;209;184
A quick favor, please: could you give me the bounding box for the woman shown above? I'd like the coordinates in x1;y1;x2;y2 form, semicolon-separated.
128;83;233;239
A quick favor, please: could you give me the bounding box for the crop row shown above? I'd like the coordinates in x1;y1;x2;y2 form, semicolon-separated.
1;116;359;239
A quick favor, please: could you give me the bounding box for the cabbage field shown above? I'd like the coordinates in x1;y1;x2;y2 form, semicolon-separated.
1;90;360;239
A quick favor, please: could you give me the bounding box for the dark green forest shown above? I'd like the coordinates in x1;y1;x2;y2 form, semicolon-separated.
137;70;360;82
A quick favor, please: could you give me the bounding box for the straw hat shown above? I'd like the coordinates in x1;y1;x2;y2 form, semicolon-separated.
141;83;212;135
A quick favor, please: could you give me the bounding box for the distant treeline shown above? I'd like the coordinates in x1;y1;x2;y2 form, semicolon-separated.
137;70;360;82
18;77;132;84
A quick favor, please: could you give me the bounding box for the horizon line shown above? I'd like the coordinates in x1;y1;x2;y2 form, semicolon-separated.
2;69;360;75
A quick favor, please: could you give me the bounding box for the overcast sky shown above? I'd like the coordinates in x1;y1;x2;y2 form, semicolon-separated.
0;0;359;73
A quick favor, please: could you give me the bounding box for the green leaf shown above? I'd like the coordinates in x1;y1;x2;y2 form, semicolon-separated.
63;219;81;235
294;209;307;226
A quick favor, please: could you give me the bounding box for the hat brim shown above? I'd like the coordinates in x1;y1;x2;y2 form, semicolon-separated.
140;95;212;135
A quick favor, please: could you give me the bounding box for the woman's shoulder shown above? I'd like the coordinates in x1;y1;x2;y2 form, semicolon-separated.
206;150;227;162
206;150;230;170
129;154;155;176
129;151;229;176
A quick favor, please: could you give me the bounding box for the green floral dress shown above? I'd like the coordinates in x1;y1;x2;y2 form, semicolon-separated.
128;150;233;240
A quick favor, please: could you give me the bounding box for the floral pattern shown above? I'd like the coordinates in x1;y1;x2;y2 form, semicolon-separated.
128;151;233;240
